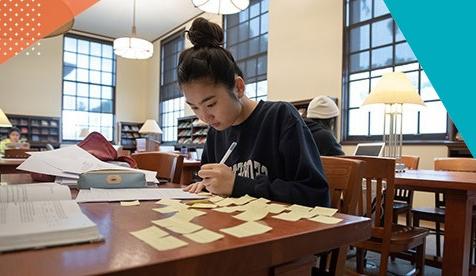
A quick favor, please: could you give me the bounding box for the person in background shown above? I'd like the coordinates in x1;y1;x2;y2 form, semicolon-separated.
304;96;345;156
178;17;329;207
0;127;21;154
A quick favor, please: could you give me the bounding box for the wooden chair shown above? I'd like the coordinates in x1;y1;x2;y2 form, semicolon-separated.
315;156;366;275
412;157;476;260
393;155;420;226
344;156;428;276
131;151;184;183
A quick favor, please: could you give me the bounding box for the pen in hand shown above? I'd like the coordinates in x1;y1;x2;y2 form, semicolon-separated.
219;142;237;164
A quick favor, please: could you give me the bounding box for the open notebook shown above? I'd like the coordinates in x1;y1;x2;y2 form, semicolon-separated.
0;183;102;252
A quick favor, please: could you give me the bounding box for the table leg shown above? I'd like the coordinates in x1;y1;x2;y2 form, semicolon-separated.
443;191;474;276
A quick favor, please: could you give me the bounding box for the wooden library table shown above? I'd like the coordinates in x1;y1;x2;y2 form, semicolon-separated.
0;158;25;174
396;169;476;276
0;175;371;276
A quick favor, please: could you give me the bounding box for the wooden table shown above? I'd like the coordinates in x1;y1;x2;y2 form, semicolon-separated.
0;158;24;174
0;175;371;276
396;169;476;276
180;159;201;185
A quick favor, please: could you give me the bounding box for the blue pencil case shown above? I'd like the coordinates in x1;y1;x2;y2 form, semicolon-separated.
78;169;147;189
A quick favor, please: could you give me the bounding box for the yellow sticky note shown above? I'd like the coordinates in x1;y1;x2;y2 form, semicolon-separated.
120;200;140;206
209;195;225;203
233;207;269;221
131;227;188;251
313;206;338;217
165;221;203;234
287;204;312;213
152;206;183;214
130;225;169;239
213;206;240;213
183;228;224;244
191;203;217;209
309;215;343;224
233;194;257;205
174;208;206;221
272;211;305;222
266;203;288;214
220;221;272;238
216;197;235;207
155;198;187;207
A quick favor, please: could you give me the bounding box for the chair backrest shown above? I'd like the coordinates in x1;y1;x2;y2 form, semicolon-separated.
433;157;476;208
394;155;420;203
400;155;420;170
320;156;365;215
343;156;396;240
131;152;184;183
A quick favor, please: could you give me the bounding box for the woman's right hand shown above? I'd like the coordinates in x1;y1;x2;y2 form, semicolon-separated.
183;181;206;193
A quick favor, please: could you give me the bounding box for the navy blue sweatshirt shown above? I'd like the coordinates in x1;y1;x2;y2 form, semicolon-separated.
201;101;329;207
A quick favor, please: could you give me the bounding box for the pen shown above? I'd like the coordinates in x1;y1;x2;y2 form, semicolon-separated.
219;142;237;164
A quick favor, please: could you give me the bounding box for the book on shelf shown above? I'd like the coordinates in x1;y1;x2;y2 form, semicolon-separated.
0;183;103;252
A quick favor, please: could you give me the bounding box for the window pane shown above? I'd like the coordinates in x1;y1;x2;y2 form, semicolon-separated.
350;0;371;24
246;82;257;98
227;26;238;46
350;25;369;52
101;100;113;113
395;42;417;64
349;79;369;108
77;83;88;97
90;85;101;98
395;22;406;42
260;13;268;34
78;40;89;54
77;97;88;111
257;56;267;75
90;70;101;84
90;42;102;56
63;81;76;96
102;45;113;58
64;52;76;66
348;108;369;135
371;46;392;68
64;66;76;80
101;113;113;126
250;1;260;18
420;102;447;133
350;51;369;72
249;36;259;56
102;58;113;72
249;17;259;38
102;86;112;99
261;0;268;13
371;18;393;47
259;34;268;53
420;71;439;101
257;80;267;96
369;107;384;135
77;68;89;82
89;99;101;112
90;56;101;71
63;96;76;110
238;22;249;41
402;105;418;134
89;113;101;126
102;72;112;85
64;37;77;52
374;0;390;17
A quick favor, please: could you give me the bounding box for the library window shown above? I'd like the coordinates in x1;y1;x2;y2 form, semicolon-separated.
224;0;269;101
62;34;116;141
343;0;448;142
160;33;185;143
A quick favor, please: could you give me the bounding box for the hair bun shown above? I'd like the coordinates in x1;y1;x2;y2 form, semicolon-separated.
187;17;224;48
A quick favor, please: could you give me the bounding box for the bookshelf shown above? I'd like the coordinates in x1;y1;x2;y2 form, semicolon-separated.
177;115;208;148
118;121;143;151
0;114;61;149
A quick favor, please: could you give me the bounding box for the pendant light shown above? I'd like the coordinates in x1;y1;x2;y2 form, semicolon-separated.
192;0;250;15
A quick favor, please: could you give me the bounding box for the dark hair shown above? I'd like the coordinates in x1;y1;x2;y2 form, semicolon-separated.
8;127;20;136
177;17;243;91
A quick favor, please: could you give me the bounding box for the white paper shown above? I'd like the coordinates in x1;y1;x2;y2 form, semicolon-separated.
76;188;206;203
19;145;158;183
0;183;71;203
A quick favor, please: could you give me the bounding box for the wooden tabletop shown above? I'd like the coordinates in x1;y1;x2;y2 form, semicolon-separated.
0;176;371;276
396;169;476;192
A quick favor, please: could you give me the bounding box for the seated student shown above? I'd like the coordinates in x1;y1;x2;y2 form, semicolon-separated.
304;96;344;156
179;18;329;207
0;127;22;155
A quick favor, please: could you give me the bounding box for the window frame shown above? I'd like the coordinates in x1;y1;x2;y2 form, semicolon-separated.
341;0;450;144
61;33;117;143
159;30;185;144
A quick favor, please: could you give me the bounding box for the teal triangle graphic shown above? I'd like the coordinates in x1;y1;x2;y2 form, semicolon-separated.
385;0;475;157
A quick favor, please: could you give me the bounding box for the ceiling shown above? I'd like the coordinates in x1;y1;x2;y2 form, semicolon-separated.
72;0;204;41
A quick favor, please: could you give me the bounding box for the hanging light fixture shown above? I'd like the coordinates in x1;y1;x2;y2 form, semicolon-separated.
113;0;153;59
192;0;250;15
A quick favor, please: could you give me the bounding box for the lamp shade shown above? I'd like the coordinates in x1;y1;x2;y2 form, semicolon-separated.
192;0;250;15
362;72;425;106
139;119;163;134
0;108;12;128
113;37;153;59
